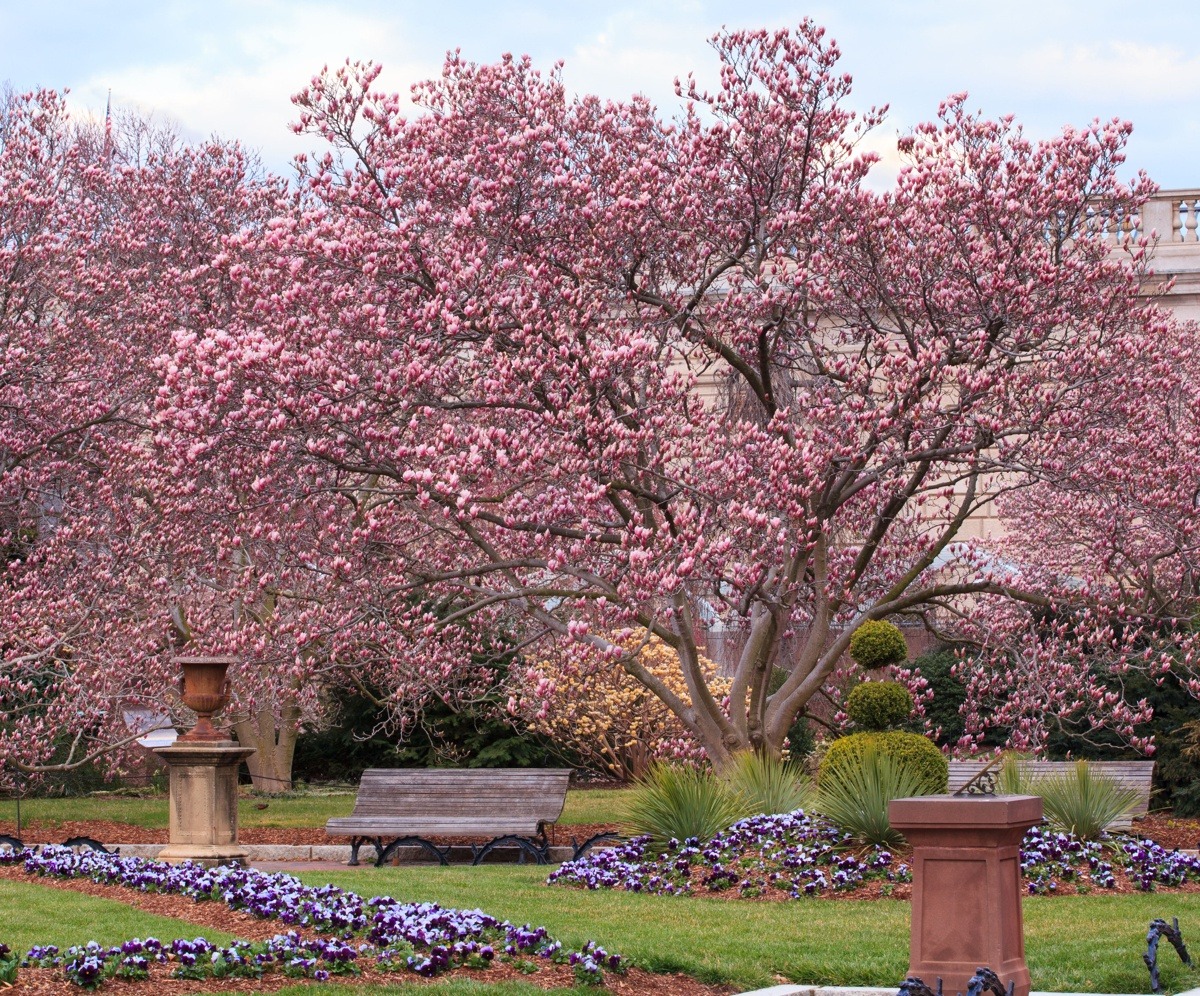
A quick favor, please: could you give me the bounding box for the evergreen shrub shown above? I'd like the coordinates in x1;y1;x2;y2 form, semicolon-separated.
846;681;913;731
820;731;948;794
849;620;908;670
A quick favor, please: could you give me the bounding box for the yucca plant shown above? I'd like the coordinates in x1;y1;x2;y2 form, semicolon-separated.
621;763;746;845
815;746;932;848
997;752;1033;794
1029;760;1140;841
723;750;817;817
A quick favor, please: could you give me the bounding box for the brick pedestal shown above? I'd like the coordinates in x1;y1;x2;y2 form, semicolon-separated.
153;743;255;867
889;794;1043;996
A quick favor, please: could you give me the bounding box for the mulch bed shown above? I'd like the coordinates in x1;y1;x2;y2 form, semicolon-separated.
7;962;729;996
0;820;618;849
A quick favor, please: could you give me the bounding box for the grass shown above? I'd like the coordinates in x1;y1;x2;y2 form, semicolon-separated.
0;877;236;953
297;865;1200;993
300;864;909;991
1;784;637;832
8;783;1200;992
3;857;1199;992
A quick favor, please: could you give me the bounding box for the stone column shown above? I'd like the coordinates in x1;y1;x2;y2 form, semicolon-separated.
153;743;255;867
889;794;1043;996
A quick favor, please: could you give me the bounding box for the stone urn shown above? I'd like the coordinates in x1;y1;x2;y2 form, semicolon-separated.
155;654;254;866
176;656;235;743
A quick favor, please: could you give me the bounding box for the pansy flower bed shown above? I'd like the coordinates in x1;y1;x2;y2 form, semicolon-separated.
548;810;909;898
0;844;622;989
549;810;1200;900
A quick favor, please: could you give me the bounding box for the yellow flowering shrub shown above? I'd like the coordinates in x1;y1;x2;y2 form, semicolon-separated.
515;633;730;780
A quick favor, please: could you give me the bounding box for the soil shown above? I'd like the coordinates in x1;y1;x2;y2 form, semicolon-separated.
0;820;619;849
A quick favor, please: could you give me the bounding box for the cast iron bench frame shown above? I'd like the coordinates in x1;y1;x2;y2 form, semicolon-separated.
327;767;596;867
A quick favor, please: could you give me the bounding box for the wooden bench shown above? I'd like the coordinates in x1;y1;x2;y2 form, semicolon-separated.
947;759;1155;830
326;768;577;867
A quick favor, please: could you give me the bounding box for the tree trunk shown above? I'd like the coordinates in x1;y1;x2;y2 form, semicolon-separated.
232;698;301;794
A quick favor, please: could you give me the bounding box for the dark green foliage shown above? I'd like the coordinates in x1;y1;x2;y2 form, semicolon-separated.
913;644;1200;814
291;688;401;781
846;681;913;731
821;731;948;794
849;620;908;670
390;694;565;770
291;683;565;782
1044;662;1200;815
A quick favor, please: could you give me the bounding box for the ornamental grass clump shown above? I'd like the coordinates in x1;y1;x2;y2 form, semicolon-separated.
723;751;816;818
621;762;746;846
816;747;932;848
1031;760;1140;841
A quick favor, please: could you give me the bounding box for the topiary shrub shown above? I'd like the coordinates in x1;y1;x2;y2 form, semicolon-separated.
846;681;913;731
849;620;908;670
820;731;948;795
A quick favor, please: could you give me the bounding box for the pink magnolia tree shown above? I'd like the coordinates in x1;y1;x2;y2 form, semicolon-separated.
0;90;330;787
150;21;1196;767
951;315;1200;754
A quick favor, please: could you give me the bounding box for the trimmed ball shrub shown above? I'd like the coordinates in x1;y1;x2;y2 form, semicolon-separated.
820;731;948;795
849;620;908;670
846;681;913;731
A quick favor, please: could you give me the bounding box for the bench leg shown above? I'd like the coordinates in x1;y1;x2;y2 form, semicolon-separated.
472;835;551;866
348;836;382;867
377;836;451;867
570;831;622;861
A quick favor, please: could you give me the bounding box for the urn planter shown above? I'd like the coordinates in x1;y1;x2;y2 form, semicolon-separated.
154;655;255;866
176;655;235;743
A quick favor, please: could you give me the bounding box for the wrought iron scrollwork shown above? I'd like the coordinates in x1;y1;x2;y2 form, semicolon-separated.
964;967;1014;996
898;968;1012;996
898;977;942;996
1145;917;1193;993
954;756;1004;796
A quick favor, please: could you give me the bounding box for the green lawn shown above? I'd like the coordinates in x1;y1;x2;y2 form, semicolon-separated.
2;784;635;832
6;861;1200;993
0;878;236;952
298;865;1200;994
8;785;1199;993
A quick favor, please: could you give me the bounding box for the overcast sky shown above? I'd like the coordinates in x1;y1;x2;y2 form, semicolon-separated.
3;1;1198;191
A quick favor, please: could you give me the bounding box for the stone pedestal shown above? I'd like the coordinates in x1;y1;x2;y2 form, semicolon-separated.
153;743;255;867
889;794;1043;996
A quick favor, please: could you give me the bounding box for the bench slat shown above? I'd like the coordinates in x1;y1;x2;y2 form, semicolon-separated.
326;768;572;841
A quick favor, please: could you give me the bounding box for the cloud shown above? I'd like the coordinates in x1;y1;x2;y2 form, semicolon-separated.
1008;41;1200;106
67;1;437;176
